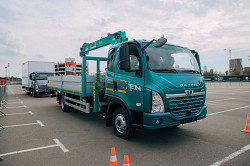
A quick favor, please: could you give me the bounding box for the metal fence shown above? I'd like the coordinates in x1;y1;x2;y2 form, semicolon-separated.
0;84;7;130
204;75;250;82
205;81;250;88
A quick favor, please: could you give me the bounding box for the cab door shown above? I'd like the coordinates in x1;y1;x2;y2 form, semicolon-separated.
106;48;116;95
113;43;144;111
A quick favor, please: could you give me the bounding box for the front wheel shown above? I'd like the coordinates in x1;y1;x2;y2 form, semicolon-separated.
112;107;135;139
32;91;36;97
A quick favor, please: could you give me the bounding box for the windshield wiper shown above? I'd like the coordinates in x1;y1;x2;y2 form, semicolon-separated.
151;69;178;73
181;70;200;74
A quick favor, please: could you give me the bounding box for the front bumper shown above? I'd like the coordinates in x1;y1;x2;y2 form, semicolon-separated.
143;105;207;130
35;89;55;94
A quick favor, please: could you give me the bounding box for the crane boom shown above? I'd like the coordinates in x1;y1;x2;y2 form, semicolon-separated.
80;31;128;57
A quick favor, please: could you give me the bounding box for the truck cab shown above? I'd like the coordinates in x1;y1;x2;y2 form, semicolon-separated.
104;39;207;138
30;72;55;97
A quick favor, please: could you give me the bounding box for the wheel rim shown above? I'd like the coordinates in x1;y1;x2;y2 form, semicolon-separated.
115;114;126;134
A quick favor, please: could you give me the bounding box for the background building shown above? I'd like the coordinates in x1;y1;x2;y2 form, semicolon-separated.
65;58;76;75
203;66;207;73
243;67;250;74
229;58;243;75
55;58;88;76
244;67;250;71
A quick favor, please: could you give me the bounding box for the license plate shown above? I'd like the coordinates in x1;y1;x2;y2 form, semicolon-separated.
180;116;197;124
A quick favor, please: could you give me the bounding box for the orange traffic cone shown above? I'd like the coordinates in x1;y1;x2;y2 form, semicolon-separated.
109;147;118;166
241;86;243;91
123;155;130;166
241;113;250;133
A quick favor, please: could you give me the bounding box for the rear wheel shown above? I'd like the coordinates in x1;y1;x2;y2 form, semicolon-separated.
112;107;135;139
60;94;71;112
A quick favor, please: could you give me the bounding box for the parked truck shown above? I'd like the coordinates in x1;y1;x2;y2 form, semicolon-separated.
48;31;207;139
22;61;55;97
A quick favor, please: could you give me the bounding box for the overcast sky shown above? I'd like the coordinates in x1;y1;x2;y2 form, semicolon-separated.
0;0;250;77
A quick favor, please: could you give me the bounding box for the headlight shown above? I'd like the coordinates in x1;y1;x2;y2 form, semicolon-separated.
204;92;206;105
35;84;39;89
151;91;165;113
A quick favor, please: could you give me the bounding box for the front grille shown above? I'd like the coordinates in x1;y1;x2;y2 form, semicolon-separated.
168;95;204;119
39;85;47;89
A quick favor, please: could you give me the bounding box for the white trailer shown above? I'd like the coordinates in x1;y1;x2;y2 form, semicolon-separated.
22;61;55;95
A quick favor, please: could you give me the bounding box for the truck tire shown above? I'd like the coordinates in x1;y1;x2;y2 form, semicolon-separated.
112;107;135;139
32;91;36;97
60;94;71;112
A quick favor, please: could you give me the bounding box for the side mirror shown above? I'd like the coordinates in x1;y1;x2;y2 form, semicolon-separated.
153;37;167;48
30;73;36;80
119;44;130;71
29;73;33;80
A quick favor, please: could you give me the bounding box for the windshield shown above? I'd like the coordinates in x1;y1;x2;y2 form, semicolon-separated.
36;80;48;85
36;73;55;80
145;44;200;74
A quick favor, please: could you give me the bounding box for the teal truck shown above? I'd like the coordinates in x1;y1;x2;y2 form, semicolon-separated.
48;31;207;139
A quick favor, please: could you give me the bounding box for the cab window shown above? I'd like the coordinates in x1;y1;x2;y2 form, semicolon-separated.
108;49;115;72
130;55;139;70
128;44;140;71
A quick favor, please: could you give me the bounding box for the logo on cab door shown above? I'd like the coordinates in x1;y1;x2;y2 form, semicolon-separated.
116;80;142;92
129;84;141;91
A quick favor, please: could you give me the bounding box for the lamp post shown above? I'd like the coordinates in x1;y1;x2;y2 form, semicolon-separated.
5;67;7;78
7;63;10;84
224;49;231;75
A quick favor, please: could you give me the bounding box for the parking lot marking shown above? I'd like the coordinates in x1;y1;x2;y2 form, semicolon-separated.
209;144;250;166
37;120;45;127
6;99;21;102
6;105;27;109
3;120;44;128
207;105;250;116
8;97;21;101
206;98;236;103
0;138;69;157
5;111;33;116
7;96;19;98
7;101;24;104
206;103;242;107
7;97;19;99
207;91;250;95
7;87;15;95
53;138;69;152
0;144;58;157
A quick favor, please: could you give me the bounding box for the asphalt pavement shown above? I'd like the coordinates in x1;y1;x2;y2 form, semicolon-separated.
0;82;249;166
